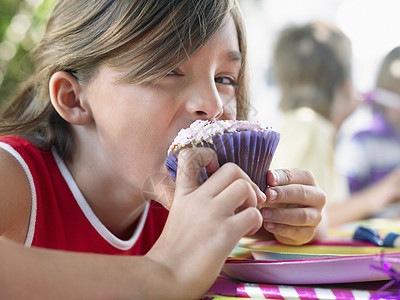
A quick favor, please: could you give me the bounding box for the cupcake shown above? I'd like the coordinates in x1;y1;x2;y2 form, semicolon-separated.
166;120;280;191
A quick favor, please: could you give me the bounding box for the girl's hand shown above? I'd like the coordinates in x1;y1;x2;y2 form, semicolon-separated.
147;148;266;297
259;168;326;245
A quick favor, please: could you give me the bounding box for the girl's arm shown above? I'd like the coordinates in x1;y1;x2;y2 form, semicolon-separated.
0;237;178;299
0;148;31;243
327;167;400;226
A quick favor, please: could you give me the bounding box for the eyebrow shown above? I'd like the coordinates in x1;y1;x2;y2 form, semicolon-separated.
227;50;242;63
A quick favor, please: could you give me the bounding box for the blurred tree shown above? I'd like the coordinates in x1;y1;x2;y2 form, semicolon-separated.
0;0;55;107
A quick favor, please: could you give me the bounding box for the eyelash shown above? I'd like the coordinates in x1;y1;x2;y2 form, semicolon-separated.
167;70;182;76
215;76;237;86
167;70;237;86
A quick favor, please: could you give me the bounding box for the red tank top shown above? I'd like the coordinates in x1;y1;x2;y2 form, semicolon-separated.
0;136;169;255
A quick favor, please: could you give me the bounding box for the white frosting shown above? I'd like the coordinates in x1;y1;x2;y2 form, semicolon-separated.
168;119;270;154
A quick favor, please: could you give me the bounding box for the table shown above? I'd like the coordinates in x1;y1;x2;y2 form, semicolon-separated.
201;218;400;299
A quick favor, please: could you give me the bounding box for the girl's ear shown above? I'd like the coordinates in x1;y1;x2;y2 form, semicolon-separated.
49;71;93;125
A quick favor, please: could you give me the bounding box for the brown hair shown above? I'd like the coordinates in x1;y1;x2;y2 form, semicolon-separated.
273;21;351;119
376;46;400;95
0;0;249;160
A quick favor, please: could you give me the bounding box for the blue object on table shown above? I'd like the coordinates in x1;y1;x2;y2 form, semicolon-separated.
383;232;400;247
353;226;383;246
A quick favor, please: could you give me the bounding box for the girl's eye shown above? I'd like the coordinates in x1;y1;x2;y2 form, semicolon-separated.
167;70;182;76
215;76;237;86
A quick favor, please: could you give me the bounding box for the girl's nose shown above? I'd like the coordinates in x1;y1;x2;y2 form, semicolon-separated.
185;83;224;120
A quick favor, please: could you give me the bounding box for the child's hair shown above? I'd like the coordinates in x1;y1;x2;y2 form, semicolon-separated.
273;21;352;119
0;0;249;160
376;46;400;95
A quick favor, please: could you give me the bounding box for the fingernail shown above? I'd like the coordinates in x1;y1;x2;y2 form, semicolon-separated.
262;209;272;219
269;189;278;201
271;170;279;185
258;190;267;202
265;222;274;230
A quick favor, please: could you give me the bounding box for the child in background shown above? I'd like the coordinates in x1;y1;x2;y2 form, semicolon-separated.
270;21;400;227
336;47;400;217
338;47;400;193
0;1;325;298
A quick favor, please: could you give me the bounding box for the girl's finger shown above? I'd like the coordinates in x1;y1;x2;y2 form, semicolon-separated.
213;178;258;213
260;206;322;227
267;168;317;187
201;162;266;204
263;222;316;245
265;184;326;208
175;148;219;196
227;207;263;236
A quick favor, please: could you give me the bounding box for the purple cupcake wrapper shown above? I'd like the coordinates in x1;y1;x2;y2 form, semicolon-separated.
166;130;280;191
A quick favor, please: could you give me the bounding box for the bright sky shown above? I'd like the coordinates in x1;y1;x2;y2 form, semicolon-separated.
241;0;400;125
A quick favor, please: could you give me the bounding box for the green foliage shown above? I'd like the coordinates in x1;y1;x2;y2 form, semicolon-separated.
0;1;20;39
0;0;55;107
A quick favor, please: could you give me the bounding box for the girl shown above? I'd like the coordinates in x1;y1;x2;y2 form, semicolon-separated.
0;1;325;298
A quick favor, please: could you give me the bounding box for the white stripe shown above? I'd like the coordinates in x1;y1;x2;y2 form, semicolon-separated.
52;149;150;250
0;142;37;247
278;285;300;300
314;288;336;299
352;290;372;300
243;283;266;298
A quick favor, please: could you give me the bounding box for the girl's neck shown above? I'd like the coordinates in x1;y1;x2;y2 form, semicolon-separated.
65;155;147;240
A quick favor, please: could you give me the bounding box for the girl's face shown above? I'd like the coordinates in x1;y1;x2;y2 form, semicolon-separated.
78;16;241;193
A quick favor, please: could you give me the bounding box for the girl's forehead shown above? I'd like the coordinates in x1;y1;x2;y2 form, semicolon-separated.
193;16;241;60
